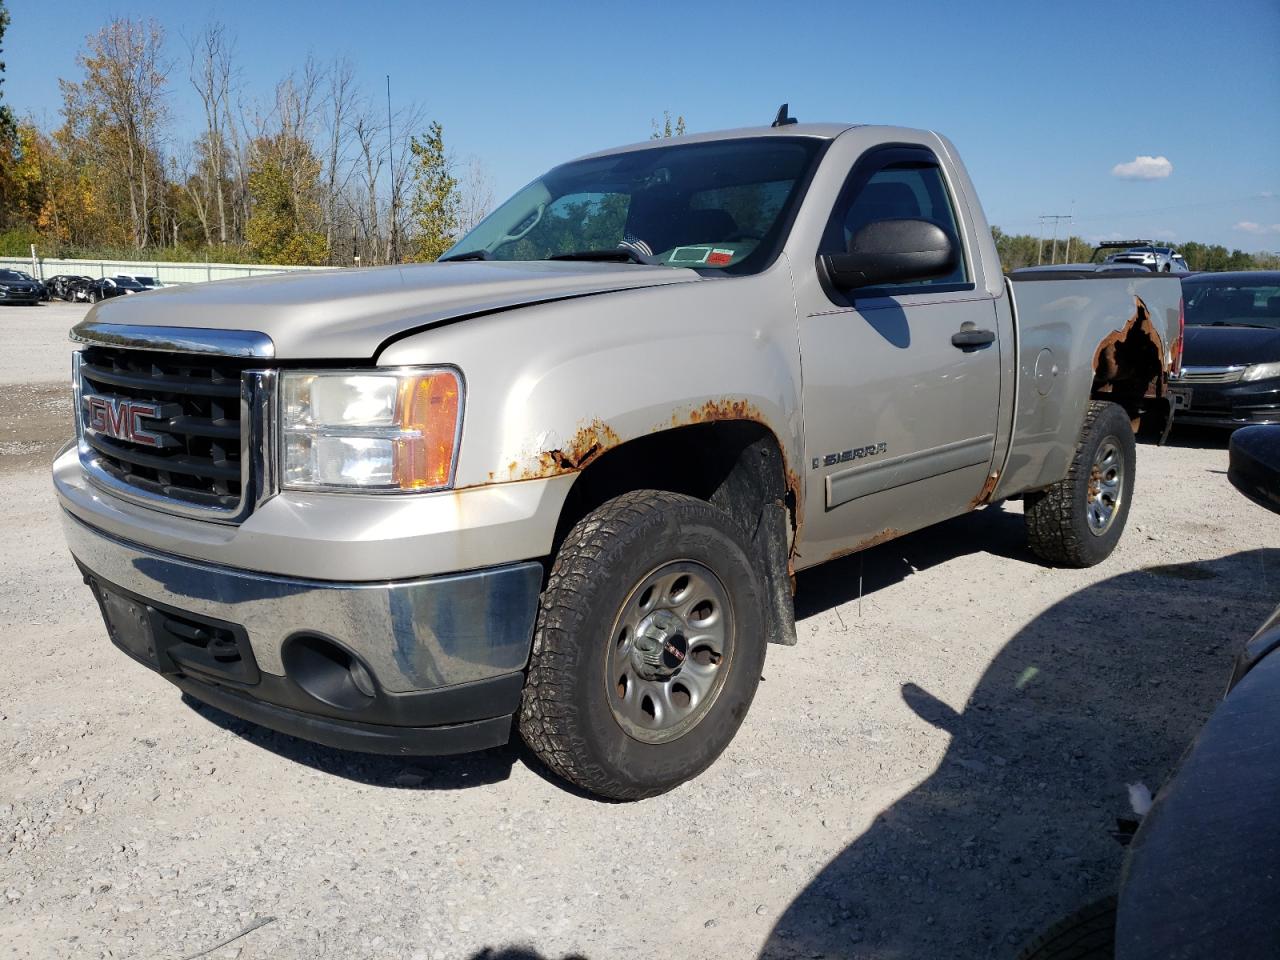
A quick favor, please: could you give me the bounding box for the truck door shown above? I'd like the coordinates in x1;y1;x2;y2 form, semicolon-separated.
795;145;1002;567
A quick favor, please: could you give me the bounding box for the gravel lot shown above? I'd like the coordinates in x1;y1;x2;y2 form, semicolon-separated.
3;308;1278;959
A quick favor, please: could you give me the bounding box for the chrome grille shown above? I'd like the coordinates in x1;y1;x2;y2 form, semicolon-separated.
75;347;273;522
1174;365;1246;384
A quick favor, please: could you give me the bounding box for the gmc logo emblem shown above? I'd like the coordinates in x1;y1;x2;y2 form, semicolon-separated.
85;394;162;447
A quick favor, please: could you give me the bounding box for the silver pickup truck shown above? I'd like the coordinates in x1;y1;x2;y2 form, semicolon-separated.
54;122;1184;799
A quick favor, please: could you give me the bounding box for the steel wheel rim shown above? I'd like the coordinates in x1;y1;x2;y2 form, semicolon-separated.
606;560;735;744
1086;439;1124;536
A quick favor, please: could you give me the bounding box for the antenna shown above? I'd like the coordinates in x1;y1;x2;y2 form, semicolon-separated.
386;74;397;264
771;103;797;128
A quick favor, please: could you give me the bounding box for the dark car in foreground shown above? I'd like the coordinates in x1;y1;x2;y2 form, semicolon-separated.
82;276;147;303
1170;271;1280;428
0;268;44;305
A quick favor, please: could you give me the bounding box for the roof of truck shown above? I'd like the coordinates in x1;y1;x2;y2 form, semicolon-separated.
574;122;862;162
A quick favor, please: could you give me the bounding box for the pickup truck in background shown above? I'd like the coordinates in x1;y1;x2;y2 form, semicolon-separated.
54;122;1184;799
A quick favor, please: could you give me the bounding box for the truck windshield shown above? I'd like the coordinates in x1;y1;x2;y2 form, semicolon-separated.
1183;278;1280;329
444;137;825;275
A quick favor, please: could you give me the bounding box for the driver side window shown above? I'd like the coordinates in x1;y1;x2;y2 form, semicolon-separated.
828;161;969;288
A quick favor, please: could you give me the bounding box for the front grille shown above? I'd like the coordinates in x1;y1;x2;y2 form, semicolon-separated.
1176;365;1246;384
78;346;250;513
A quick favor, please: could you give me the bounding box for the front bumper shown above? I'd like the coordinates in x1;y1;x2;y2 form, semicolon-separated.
1172;377;1280;429
63;511;543;755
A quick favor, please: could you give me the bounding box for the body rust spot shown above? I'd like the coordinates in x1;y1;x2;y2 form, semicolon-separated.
968;471;1001;510
521;418;622;479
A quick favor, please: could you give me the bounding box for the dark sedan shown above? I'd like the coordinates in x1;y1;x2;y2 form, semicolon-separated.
0;268;44;305
82;276;147;303
1170;271;1280;428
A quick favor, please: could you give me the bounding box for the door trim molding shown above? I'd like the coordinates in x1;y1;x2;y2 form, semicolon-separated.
826;433;995;509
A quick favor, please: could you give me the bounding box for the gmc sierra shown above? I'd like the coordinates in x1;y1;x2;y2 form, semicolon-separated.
54;121;1184;799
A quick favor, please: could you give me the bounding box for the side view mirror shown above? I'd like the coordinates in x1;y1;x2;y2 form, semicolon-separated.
821;218;958;290
1229;425;1280;513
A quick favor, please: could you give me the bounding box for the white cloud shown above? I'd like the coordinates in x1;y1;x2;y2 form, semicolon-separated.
1111;155;1173;180
1234;221;1280;235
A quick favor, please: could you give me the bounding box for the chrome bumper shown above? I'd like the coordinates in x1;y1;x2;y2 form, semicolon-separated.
61;509;542;694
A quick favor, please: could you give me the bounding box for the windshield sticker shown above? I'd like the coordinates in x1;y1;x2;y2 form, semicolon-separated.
669;246;711;265
707;249;734;266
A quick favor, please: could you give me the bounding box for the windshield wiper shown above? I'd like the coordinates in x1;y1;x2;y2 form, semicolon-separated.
438;249;492;262
546;248;659;266
1205;321;1275;329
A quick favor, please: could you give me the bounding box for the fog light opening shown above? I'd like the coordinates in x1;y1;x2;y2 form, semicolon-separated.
282;633;378;711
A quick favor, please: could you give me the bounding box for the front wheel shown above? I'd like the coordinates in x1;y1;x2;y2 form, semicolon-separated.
519;490;768;800
1025;400;1136;567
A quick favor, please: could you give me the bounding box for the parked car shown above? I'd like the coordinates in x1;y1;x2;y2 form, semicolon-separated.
81;276;147;303
1098;240;1187;273
46;274;93;301
115;274;165;291
1168;271;1280;428
0;268;44;305
9;269;51;301
54;120;1183;799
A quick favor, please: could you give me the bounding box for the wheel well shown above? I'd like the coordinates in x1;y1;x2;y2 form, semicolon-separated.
1091;298;1167;432
553;421;799;646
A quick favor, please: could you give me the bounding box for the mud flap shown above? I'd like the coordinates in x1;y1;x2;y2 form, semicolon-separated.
755;501;798;646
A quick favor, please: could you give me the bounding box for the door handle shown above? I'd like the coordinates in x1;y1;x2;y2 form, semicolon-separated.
951;328;996;350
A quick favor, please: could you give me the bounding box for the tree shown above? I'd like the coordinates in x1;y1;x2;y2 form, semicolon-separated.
650;110;686;139
245;133;327;264
407;121;458;262
59;19;169;249
186;22;236;246
0;1;15;141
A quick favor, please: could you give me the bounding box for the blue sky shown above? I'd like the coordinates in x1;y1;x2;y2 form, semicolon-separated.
6;0;1279;250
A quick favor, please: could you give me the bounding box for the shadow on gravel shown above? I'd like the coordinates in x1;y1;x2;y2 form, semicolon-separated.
466;949;587;960
1156;425;1232;451
181;694;517;790
763;548;1280;959
795;503;1033;620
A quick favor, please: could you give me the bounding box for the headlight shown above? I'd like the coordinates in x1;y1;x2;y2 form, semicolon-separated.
1242;362;1280;382
280;368;463;492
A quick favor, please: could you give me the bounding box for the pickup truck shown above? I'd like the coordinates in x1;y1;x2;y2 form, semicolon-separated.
54;122;1184;800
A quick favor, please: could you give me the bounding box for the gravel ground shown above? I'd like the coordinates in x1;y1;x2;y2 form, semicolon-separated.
0;300;84;386
2;321;1278;959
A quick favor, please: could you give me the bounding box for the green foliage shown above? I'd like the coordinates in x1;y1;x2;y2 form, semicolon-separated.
407;121;459;262
244;134;328;265
650;110;686;139
0;224;41;255
1178;240;1279;272
991;226;1094;271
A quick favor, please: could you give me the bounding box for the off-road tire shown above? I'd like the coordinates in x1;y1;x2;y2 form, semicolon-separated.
519;490;768;800
1016;896;1116;960
1025;400;1135;567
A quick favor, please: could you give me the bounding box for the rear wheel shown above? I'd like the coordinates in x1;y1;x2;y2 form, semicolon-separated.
519;490;767;800
1025;401;1135;567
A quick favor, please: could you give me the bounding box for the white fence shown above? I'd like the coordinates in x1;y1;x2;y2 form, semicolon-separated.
1;254;338;285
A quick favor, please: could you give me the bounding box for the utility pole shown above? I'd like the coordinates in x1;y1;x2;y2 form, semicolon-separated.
386;74;398;264
1038;214;1072;265
1064;201;1076;263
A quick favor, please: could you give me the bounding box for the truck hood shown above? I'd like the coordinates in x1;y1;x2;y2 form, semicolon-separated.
77;260;702;359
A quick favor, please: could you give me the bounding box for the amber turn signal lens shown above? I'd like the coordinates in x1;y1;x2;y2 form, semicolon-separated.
393;371;462;490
